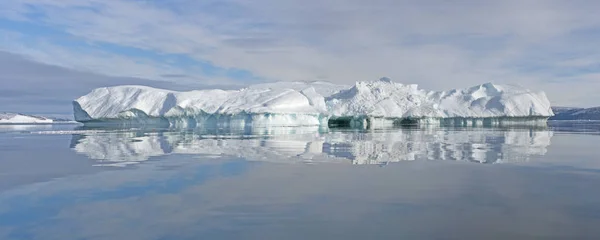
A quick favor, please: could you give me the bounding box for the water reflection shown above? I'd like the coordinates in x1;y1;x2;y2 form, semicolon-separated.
0;124;52;132
5;124;600;239
69;126;553;166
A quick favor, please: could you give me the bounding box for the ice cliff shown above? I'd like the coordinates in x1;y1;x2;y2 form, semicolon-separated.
73;79;553;128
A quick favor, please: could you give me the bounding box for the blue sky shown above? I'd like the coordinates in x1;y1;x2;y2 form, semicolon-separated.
1;0;600;114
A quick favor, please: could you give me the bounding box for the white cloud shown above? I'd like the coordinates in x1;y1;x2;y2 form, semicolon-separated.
2;0;600;106
0;28;244;86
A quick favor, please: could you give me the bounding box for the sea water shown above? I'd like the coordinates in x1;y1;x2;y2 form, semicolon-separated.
0;121;600;239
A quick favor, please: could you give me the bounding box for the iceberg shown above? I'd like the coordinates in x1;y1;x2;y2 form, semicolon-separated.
0;112;54;124
73;78;553;128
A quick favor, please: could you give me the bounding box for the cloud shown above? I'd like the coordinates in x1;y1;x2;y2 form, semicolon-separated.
0;51;238;114
1;0;600;107
0;28;247;87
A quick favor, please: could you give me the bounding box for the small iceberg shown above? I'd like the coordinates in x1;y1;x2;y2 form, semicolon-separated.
0;112;54;124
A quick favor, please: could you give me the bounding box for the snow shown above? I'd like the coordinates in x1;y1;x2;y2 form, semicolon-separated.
73;79;554;127
0;112;54;124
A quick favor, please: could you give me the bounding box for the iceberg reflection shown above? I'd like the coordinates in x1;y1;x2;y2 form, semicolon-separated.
69;126;553;166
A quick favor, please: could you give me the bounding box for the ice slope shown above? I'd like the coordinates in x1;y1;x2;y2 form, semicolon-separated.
73;79;553;127
0;112;54;124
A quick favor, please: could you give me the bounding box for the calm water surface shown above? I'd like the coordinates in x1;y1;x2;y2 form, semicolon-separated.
1;121;600;239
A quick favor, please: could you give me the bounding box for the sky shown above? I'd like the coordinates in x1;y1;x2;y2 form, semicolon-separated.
1;0;600;115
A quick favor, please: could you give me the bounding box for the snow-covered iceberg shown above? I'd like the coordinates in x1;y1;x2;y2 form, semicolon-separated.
0;112;54;124
73;79;553;128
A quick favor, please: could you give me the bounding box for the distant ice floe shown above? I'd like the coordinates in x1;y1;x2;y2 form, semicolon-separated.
0;112;80;126
69;127;553;166
73;78;553;128
0;112;54;124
